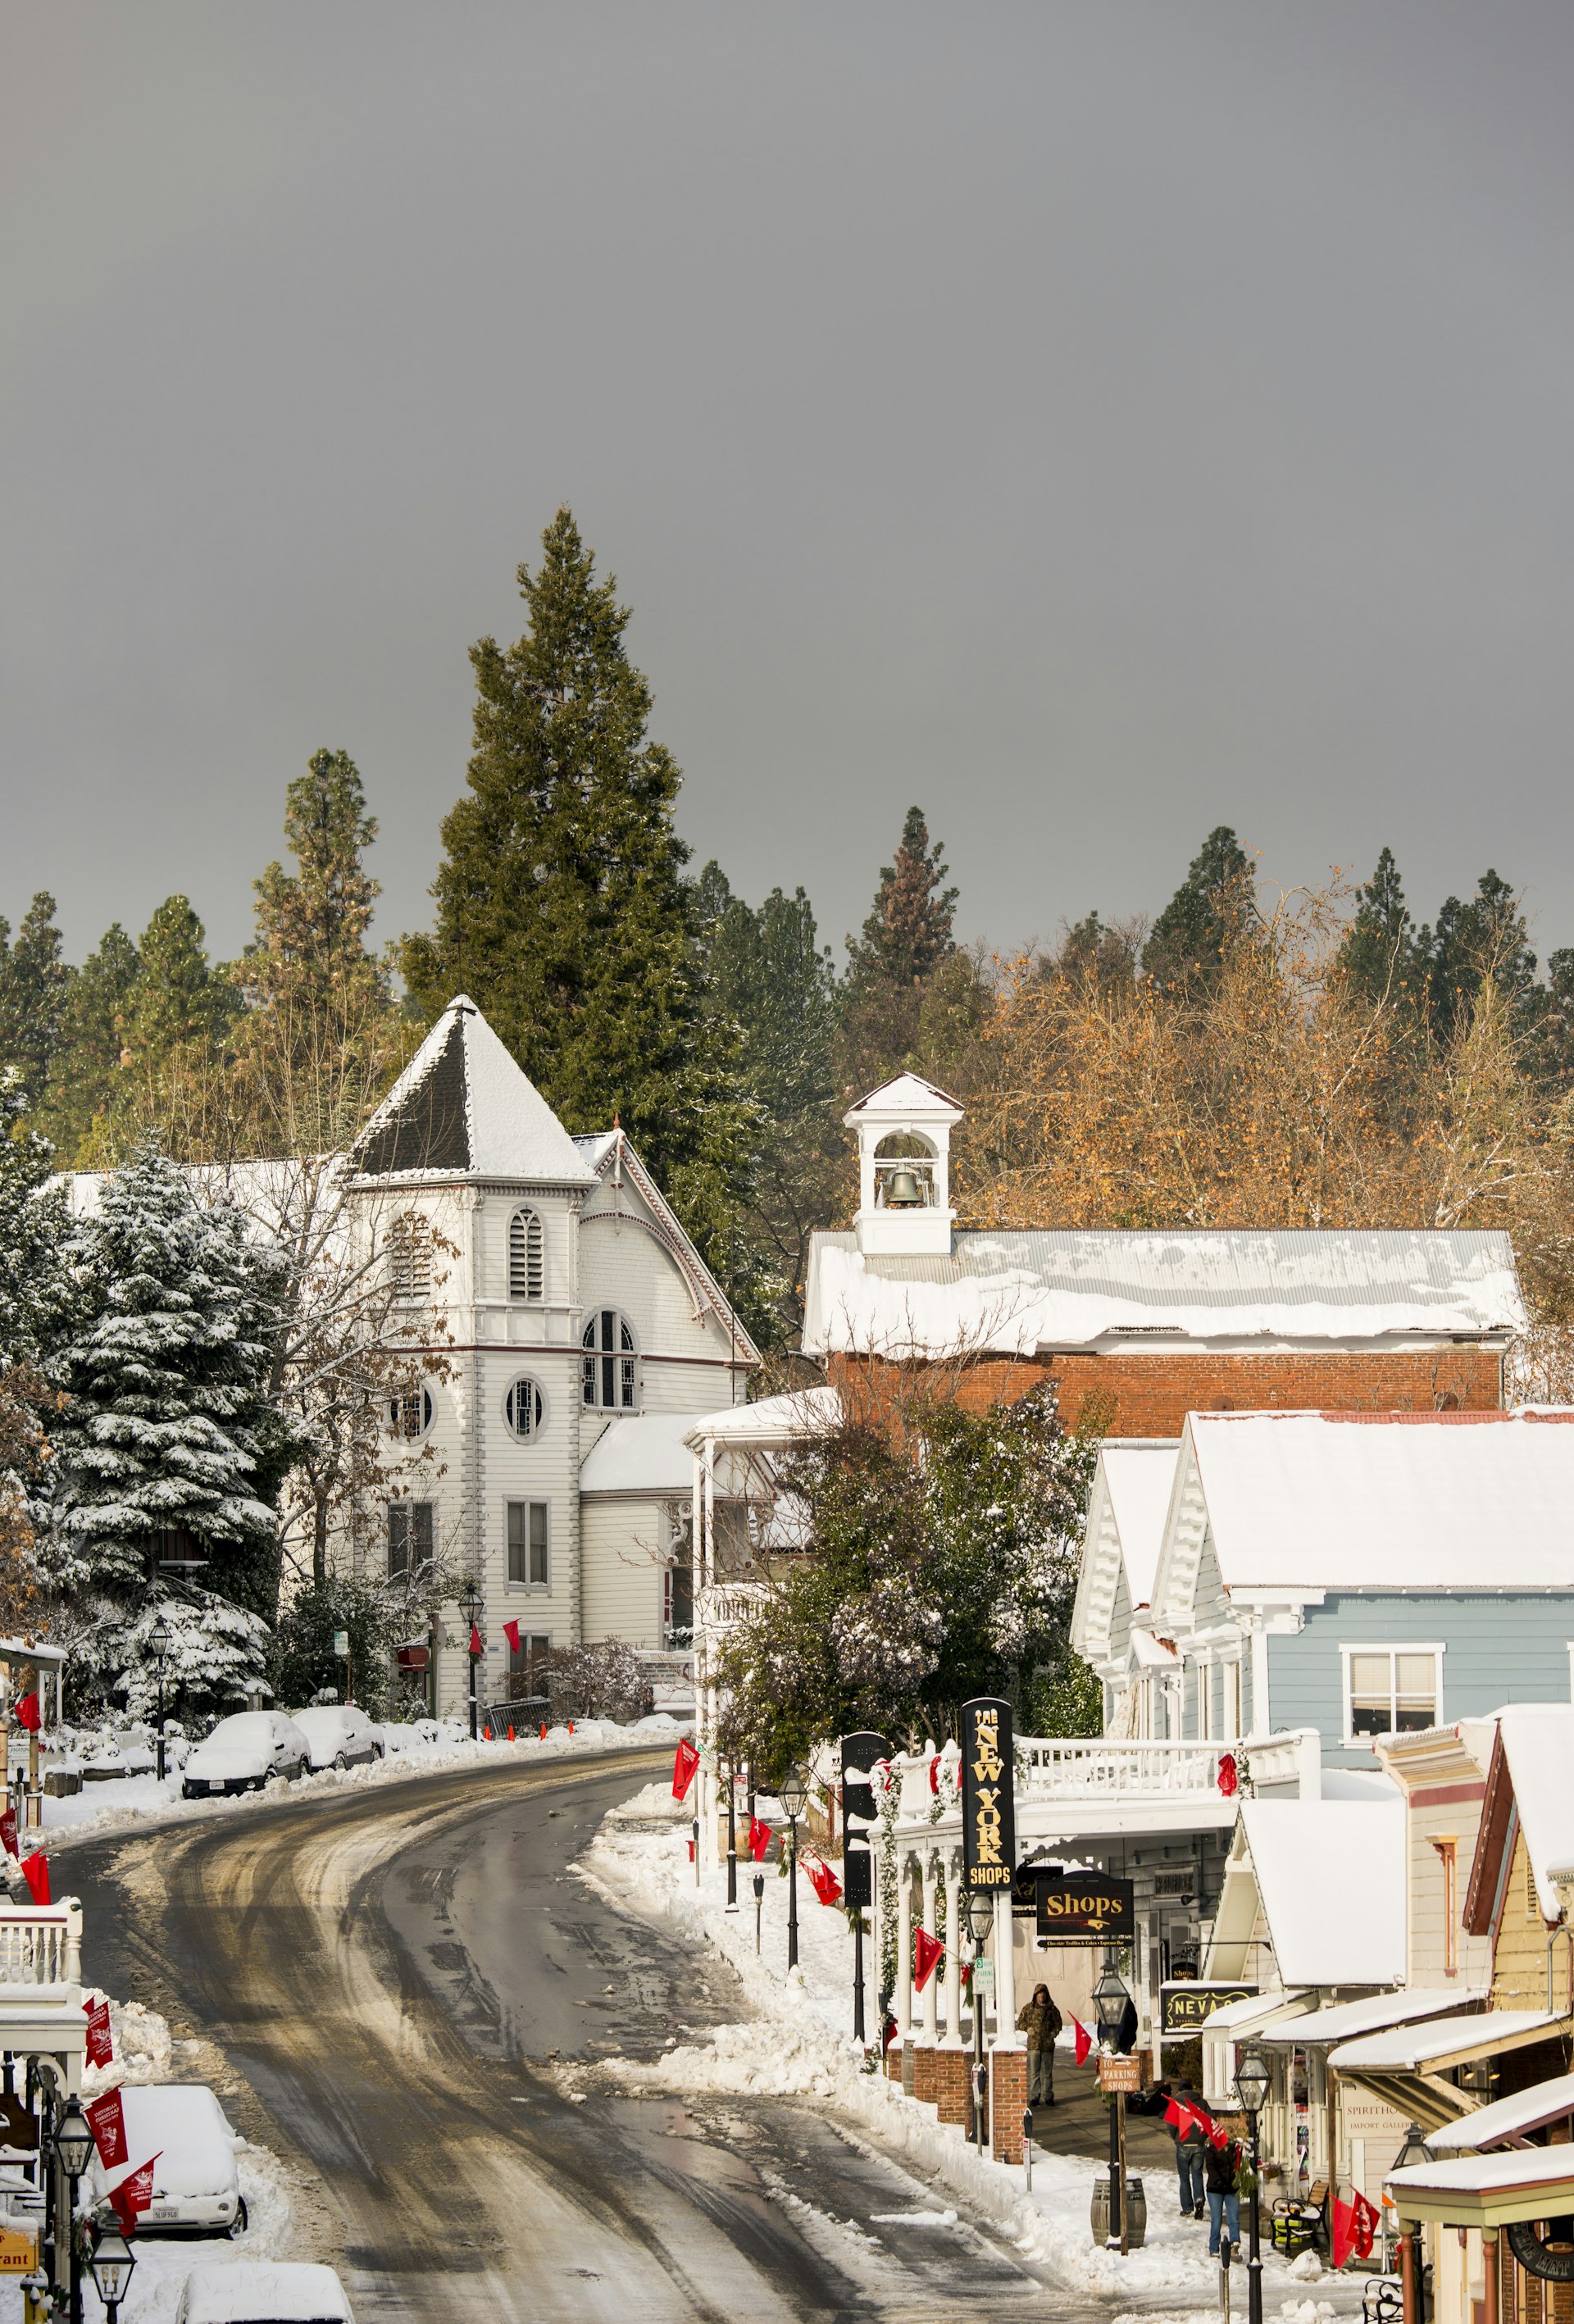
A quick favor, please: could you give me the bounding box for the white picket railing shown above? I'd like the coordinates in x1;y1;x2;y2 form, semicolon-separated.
889;1727;1322;1823
0;1905;83;1990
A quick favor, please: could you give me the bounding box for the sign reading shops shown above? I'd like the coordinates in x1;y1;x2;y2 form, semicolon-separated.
1034;1871;1135;1940
961;1695;1015;1892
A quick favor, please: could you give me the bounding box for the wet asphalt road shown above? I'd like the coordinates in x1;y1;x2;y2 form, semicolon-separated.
57;1754;1089;2324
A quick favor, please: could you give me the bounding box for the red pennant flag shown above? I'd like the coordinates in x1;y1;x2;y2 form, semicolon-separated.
928;1755;940;1795
1217;1751;1239;1798
913;1927;944;1991
12;1693;40;1735
748;1817;771;1862
0;1806;16;1859
503;1619;521;1654
806;1856;842;1907
686;1838;695;1862
1350;2191;1379;2259
20;1852;49;1906
1332;2198;1357;2272
86;2090;127;2171
1073;2016;1092;2066
109;2153;161;2236
672;1737;700;1801
84;1996;113;2069
468;1626;483;1657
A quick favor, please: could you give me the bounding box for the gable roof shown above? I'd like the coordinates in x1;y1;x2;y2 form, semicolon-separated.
842;1073;964;1126
1071;1441;1180;1664
1464;1705;1574;1934
803;1226;1525;1358
1239;1798;1407;1985
354;997;594;1185
1151;1410;1574;1631
574;1129;761;1365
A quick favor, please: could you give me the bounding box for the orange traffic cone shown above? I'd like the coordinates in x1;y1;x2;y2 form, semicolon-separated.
539;1722;547;1740
507;1725;516;1741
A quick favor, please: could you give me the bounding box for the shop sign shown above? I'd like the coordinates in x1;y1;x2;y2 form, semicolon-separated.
0;2227;39;2275
1035;1873;1135;1940
1098;2054;1141;2093
1162;1982;1255;2035
960;1697;1014;1892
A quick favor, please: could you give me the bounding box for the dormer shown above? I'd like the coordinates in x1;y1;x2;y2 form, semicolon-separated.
844;1074;962;1257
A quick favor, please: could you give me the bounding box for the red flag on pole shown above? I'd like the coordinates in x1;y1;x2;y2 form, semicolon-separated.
12;1693;39;1735
1072;2017;1092;2066
109;2153;161;2236
1335;2190;1379;2263
84;1995;113;2068
0;1806;16;1859
806;1856;842;1907
20;1852;49;1905
468;1626;483;1657
503;1619;521;1654
747;1817;771;1862
913;1928;943;1991
86;2090;127;2171
671;1737;699;1800
1217;1751;1239;1798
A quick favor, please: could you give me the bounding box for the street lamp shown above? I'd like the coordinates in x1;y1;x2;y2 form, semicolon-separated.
52;2100;93;2324
1232;2045;1273;2324
1392;2124;1434;2309
87;2223;135;2324
779;1767;808;1971
459;1578;483;1743
147;1619;171;1783
725;1759;738;1912
964;1887;995;2150
1094;1962;1132;2249
753;1870;765;1956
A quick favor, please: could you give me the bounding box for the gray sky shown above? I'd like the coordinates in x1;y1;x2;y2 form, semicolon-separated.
3;3;1572;973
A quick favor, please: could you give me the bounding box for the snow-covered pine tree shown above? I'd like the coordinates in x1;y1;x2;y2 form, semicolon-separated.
0;1070;71;1369
48;1145;284;1707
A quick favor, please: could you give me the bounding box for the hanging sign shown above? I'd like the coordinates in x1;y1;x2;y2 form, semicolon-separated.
1034;1871;1134;1940
960;1696;1014;1892
0;2226;39;2274
840;1732;892;1834
1162;1981;1255;2035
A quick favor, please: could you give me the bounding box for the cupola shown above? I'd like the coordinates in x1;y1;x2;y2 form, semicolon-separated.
843;1074;962;1257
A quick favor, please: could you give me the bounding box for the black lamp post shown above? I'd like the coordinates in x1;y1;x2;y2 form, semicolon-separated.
88;2222;135;2324
52;2099;93;2324
148;1618;170;1783
1094;1961;1132;2249
1233;2044;1272;2324
459;1579;482;1743
753;1870;765;1954
1392;2122;1434;2317
964;1887;995;2149
725;1759;738;1912
779;1767;807;1971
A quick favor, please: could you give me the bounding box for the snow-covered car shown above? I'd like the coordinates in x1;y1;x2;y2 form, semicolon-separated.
175;2265;355;2324
181;1712;311;1798
290;1704;383;1771
89;2085;246;2236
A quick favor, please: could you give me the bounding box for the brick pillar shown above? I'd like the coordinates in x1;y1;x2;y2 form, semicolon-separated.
934;2044;971;2126
912;2042;938;2104
886;2036;903;2084
991;2047;1028;2164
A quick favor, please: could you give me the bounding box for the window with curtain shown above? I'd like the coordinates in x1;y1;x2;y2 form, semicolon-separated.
507;1500;549;1587
1346;1649;1440;1736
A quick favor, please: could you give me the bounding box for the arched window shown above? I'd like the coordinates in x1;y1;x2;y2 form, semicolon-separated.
388;1385;434;1440
385;1211;432;1303
582;1309;638;1412
508;1207;544;1301
504;1377;546;1440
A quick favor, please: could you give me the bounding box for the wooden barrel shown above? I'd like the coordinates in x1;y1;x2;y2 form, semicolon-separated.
1090;2176;1149;2249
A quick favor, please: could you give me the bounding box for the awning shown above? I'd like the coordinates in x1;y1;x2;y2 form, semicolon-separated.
1330;2011;1570;2135
1390;2146;1574;2228
1428;2072;1574;2153
1203;1990;1312;2039
1259;1989;1481;2051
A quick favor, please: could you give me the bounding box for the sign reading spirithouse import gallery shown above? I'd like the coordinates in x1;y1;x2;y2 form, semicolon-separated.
961;1695;1015;1891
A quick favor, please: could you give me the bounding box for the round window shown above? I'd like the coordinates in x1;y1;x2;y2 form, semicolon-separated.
504;1377;546;1440
388;1386;434;1440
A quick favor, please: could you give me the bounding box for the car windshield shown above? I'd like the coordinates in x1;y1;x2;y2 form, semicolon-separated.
205;1715;274;1744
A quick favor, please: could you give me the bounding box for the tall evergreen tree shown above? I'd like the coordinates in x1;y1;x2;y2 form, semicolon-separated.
403;510;751;1247
248;749;381;1002
40;922;141;1162
129;895;230;1062
1143;825;1258;991
1337;847;1418;1007
0;1073;71;1369
845;807;958;992
1422;870;1538;1044
0;894;71;1105
836;806;972;1096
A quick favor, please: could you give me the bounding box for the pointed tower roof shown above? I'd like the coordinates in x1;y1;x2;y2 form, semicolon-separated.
354;997;595;1184
842;1072;963;1129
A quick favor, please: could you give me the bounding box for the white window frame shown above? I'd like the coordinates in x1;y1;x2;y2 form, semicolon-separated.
503;1377;548;1441
506;1499;550;1590
387;1499;435;1579
508;1207;545;1302
388;1385;434;1441
1340;1644;1444;1743
581;1308;640;1412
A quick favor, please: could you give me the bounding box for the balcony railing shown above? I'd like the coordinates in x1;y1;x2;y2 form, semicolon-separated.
889;1728;1322;1824
0;1904;83;1991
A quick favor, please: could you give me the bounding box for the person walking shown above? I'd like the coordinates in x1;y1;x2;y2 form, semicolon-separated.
1205;2130;1242;2256
1016;1982;1062;2109
1167;2078;1209;2218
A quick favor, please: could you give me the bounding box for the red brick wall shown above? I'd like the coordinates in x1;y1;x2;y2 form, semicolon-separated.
835;1347;1503;1437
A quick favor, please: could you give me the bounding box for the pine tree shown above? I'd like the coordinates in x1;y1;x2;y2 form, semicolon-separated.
1338;848;1417;1007
403;509;752;1239
129;895;231;1062
0;894;71;1106
845;807;958;991
1143;825;1258;991
836;806;971;1095
48;1146;283;1622
247;748;381;1002
0;1073;71;1369
1422;870;1538;1044
39;922;141;1162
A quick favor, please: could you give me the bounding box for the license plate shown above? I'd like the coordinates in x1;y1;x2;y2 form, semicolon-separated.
208;1781;224;1793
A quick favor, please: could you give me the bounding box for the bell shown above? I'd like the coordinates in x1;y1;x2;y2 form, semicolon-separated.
885;1166;925;1208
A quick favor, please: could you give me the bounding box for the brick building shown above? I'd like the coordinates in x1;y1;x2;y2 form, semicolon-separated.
800;1075;1524;1432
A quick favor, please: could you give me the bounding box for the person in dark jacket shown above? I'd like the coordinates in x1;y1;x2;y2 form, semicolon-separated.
1016;1984;1062;2107
1166;2080;1209;2218
1204;2133;1241;2254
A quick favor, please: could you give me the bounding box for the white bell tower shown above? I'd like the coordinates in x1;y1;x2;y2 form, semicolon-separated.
844;1074;963;1257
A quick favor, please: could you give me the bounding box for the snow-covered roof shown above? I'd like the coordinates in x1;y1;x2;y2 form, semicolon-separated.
680;1387;841;1452
1490;1707;1574;1922
1071;1441;1180;1665
1389;2146;1574;2201
1240;1798;1407;1986
1429;2073;1574;2151
842;1073;964;1126
353;996;594;1185
580;1413;698;1498
1202;1990;1311;2035
1258;1988;1473;2049
1153;1411;1574;1625
803;1226;1525;1358
177;2266;353;2324
1331;2010;1563;2073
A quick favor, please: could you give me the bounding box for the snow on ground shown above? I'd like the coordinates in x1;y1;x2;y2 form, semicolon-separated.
31;1715;687;1852
574;1783;1367;2317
